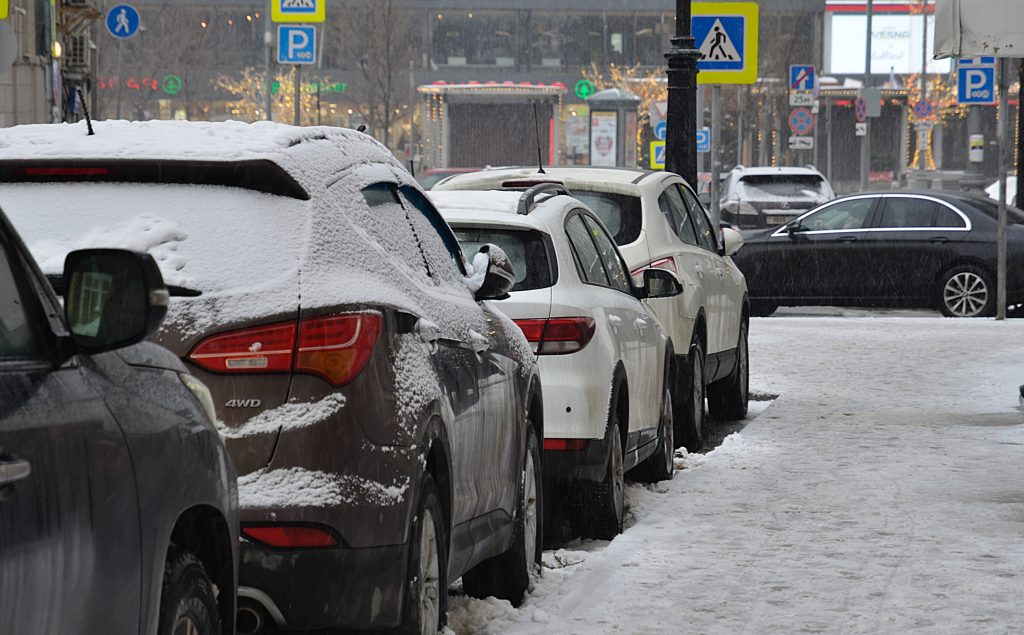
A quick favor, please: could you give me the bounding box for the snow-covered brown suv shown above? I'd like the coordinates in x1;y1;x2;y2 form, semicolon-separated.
0;121;544;634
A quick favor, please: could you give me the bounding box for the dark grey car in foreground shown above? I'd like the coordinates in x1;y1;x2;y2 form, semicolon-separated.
0;209;238;634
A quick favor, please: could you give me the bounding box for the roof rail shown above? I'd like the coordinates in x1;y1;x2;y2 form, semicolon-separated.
516;183;572;215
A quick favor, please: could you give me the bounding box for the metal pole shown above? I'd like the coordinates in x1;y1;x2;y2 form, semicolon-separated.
293;66;301;126
917;1;927;172
736;85;744;167
115;40;124;119
264;12;273;121
859;0;873;191
997;59;1008;321
665;0;701;186
711;84;721;226
696;86;705;174
1017;60;1024;208
826;96;833;181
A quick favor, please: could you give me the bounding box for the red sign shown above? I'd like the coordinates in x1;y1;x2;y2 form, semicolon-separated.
788;108;814;135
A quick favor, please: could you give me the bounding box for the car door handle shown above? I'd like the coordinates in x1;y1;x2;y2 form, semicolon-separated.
608;315;623;327
837;236;858;243
415;318;442;354
694;265;705;278
929;237;949;244
634;318;648;330
0;457;31;487
468;330;490;355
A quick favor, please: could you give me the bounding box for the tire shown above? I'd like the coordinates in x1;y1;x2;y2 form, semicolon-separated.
583;402;625;540
708;320;749;422
463;425;543;607
157;550;221;635
676;339;706;453
749;300;778;317
938;265;995;317
634;380;675;483
402;474;447;635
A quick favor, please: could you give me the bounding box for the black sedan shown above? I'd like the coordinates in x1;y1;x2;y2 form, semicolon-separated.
733;191;1024;317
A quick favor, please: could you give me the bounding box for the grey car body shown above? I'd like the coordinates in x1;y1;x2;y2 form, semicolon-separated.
0;209;238;634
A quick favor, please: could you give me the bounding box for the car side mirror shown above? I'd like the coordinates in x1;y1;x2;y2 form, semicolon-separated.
698;192;712;207
786;221;805;237
720;227;744;257
63;249;168;355
642;268;683;299
473;244;516;301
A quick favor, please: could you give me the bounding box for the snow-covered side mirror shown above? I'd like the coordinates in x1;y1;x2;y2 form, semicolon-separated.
465;244;515;301
721;227;744;257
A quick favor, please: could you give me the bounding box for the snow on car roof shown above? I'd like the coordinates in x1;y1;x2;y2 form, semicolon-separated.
433;166;664;197
428;189;523;215
735;166;823;177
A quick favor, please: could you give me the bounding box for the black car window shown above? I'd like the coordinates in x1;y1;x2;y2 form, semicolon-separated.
879;198;941;228
452;226;553;292
685;192;720;253
800;198;874;231
934;205;967;229
569;191;643;245
658;186;699;246
962;197;1024;225
397;186;467;285
582;215;632;295
0;241;43;359
565;214;610;286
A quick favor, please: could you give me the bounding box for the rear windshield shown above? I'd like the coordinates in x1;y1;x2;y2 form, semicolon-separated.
0;183;306;295
739;175;827;199
452;226;553;292
568;190;642;246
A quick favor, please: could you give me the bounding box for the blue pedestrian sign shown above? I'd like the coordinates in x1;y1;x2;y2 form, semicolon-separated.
957;57;997;106
789;65;816;93
277;25;317;65
653;120;667;141
695;127;711;153
106;4;140;40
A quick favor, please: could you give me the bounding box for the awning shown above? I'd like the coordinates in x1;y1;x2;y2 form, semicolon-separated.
934;0;1024;58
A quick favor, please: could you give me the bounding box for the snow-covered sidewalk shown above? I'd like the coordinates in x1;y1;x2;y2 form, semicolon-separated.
448;316;1024;634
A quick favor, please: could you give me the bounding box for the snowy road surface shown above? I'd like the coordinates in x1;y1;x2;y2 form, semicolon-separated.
448;316;1024;633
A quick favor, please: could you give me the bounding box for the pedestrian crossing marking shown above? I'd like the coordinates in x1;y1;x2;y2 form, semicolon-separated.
699;19;741;62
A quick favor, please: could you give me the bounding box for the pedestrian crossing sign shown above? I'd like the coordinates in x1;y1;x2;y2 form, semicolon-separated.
692;2;759;85
272;0;325;24
650;141;666;170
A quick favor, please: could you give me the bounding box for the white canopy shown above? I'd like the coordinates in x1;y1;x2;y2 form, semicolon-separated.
934;0;1024;58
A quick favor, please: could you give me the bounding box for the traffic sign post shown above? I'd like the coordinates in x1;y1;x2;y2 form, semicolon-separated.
272;0;325;24
789;136;813;150
650;130;710;170
789;64;816;107
106;4;141;39
854;97;867;123
277;25;316;65
913;99;934;120
692;2;759;85
788;108;814;135
653;120;667;141
0;1;8;20
696;127;710;153
957;57;997;105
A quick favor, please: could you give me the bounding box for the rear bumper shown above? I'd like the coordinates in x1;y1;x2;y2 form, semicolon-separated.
239;539;409;630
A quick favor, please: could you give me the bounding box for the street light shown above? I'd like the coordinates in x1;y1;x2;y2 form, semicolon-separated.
665;0;701;187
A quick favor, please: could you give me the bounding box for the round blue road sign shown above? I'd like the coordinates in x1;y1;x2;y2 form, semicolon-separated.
653;120;667;141
106;5;141;40
913;100;933;120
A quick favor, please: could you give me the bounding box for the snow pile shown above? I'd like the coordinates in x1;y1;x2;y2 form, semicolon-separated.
238;467;409;509
217;394;347;439
675;432;773;470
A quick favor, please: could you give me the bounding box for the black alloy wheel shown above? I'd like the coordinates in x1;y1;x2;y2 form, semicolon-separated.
634;381;675;483
157;551;221;635
403;474;447;635
585;414;625;541
677;339;706;453
708;320;750;421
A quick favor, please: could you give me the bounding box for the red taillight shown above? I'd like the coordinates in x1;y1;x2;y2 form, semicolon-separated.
23;167;109;176
544;439;588;451
296;313;382;386
242;525;337;548
188;323;297;374
631;256;678;280
513;317;595;355
187;312;381;386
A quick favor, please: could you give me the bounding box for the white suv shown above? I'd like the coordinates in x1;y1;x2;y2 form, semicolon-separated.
430;185;679;539
434;167;750;450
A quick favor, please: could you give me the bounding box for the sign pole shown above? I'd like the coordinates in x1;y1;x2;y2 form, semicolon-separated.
860;0;873;191
294;64;301;126
1018;60;1024;208
711;84;721;225
115;39;124;119
264;6;273;121
997;58;1008;320
665;0;701;185
696;86;705;175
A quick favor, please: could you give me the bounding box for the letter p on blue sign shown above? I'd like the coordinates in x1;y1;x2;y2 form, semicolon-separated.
277;25;317;65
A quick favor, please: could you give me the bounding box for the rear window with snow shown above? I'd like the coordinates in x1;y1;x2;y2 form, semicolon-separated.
0;183;306;294
739;175;827;198
451;226;553;292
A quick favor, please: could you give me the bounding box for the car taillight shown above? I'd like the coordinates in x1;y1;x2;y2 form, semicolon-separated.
296;313;382;386
187;312;382;386
242;525;337;548
513;317;595;355
631;256;678;279
544;439;588;451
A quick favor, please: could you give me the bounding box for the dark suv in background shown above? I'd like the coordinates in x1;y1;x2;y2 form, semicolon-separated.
0;120;544;634
0;210;238;635
719;165;836;229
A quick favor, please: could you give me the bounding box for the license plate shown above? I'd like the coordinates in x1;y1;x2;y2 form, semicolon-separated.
765;214;794;225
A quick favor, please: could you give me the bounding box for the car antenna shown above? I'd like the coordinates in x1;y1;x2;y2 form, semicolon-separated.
532;102;546;175
77;88;95;136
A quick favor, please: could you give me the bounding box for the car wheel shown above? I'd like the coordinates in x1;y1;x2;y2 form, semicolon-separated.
749;300;778;317
938;265;995;317
585;414;625;540
463;425;542;606
157;550;221;635
633;381;675;483
708;320;749;421
403;474;447;635
677;339;706;452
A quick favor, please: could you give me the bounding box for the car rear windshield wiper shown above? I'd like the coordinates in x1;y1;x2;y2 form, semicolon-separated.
46;274;202;297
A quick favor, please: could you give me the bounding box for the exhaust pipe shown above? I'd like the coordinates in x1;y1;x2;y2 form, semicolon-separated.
236;601;267;635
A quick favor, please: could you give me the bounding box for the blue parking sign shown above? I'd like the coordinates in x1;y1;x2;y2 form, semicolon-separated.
696;127;710;153
277;25;317;65
957;58;996;105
